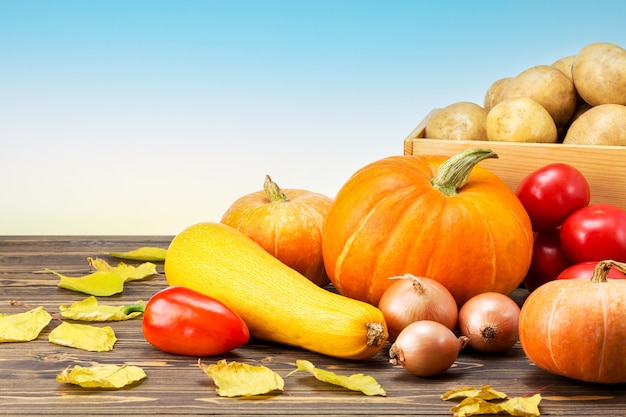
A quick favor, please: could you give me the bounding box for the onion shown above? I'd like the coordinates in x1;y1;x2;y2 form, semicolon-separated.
389;320;469;377
458;292;520;353
377;274;458;340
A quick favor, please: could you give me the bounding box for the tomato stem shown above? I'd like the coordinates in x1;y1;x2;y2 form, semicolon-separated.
122;303;146;315
264;175;289;203
431;148;498;196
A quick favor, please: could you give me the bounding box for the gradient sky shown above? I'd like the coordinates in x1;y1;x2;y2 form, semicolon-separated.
2;0;625;235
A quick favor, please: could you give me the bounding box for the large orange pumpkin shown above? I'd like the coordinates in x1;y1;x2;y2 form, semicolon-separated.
322;148;533;306
519;260;626;384
221;175;333;287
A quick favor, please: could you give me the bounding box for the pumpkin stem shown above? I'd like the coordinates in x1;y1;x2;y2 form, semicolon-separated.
431;148;498;196
591;260;626;283
264;175;289;203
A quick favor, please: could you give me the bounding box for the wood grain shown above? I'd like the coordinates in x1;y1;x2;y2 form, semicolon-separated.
403;109;626;209
1;236;625;416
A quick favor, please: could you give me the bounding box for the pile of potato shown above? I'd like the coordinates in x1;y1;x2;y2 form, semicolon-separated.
424;42;626;146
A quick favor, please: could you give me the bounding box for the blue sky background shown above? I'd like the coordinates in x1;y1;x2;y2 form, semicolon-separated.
2;0;625;235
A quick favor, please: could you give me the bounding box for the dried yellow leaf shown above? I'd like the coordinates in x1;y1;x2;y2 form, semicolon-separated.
288;359;386;396
443;385;541;417
441;384;507;401
59;296;145;321
198;359;284;397
88;257;158;282
451;397;505;417
47;268;125;296
0;306;52;342
104;247;167;262
450;394;542;417
500;394;542;417
48;321;117;352
56;364;146;388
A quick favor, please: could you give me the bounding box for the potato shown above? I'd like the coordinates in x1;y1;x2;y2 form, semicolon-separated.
559;102;592;141
486;97;558;143
483;77;511;111
572;42;626;106
563;104;626;145
568;102;592;125
552;55;575;81
424;101;487;140
500;65;577;127
553;55;587;105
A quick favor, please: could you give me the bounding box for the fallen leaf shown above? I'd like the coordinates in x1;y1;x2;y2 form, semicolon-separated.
500;394;542;416
288;359;386;396
450;394;542;417
198;359;284;397
0;306;52;342
59;296;145;321
49;321;117;351
451;397;505;417
104;247;167;262
441;384;507;401
88;257;158;282
56;364;146;388
47;268;125;296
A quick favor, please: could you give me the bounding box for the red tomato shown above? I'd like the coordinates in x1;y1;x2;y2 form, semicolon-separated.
557;261;626;280
516;163;590;232
560;204;626;263
523;229;572;292
142;286;250;356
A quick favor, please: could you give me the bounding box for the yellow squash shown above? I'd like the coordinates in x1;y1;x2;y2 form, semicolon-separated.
164;222;388;360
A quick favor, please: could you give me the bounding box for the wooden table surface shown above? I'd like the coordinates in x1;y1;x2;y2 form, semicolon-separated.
1;236;625;416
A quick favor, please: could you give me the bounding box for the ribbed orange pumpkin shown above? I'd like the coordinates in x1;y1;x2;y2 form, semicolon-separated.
221;175;333;287
322;148;533;306
519;260;626;384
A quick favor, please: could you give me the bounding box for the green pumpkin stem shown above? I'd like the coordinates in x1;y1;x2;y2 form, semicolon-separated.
431;148;498;196
264;175;289;203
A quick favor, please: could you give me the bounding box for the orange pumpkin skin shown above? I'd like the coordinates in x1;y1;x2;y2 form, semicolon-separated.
519;277;626;384
221;177;333;287
322;153;533;306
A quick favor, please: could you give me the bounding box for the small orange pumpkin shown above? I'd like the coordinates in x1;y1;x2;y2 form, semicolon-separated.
322;148;533;306
519;260;626;384
221;175;333;287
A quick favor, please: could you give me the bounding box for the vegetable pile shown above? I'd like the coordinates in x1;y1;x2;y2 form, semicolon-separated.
7;42;626;413
378;276;522;376
516;163;626;291
144;146;624;391
424;42;626;146
322;148;533;307
512;161;626;384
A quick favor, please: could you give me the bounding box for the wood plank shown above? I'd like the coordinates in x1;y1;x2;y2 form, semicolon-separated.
1;236;626;416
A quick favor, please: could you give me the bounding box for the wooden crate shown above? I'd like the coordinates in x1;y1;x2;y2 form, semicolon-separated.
404;109;626;209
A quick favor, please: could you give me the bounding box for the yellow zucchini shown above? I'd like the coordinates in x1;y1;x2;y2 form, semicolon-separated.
164;222;388;359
